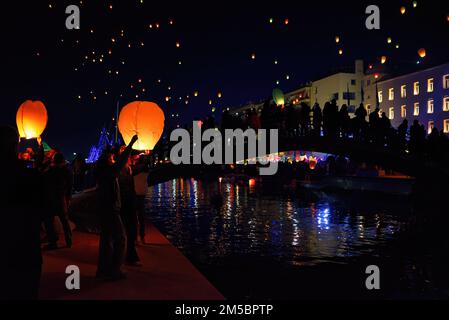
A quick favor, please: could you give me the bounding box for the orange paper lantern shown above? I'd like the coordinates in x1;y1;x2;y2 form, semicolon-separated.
418;48;426;58
118;101;165;151
16;100;48;139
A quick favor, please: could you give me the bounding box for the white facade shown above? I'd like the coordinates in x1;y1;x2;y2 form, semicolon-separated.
372;63;449;133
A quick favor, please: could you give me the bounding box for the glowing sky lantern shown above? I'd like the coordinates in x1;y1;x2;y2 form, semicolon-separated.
338;49;343;55
284;18;289;25
272;88;285;106
381;55;387;64
16;100;48;139
387;37;392;44
335;36;340;43
413;1;417;8
118;101;165;151
418;48;426;58
400;6;406;14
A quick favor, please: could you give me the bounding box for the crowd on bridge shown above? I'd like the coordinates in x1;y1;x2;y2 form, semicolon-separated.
195;99;449;164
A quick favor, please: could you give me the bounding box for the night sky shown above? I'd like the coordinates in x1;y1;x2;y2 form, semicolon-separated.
1;0;448;157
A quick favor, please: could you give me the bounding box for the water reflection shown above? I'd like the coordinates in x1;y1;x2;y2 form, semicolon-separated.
147;178;406;266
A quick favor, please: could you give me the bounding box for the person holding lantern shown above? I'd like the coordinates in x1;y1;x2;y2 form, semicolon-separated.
95;135;139;281
0;126;44;299
118;148;141;266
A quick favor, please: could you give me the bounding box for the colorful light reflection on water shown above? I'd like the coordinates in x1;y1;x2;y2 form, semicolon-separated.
147;178;405;265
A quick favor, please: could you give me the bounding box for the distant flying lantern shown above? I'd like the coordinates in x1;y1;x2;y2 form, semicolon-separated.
387;37;392;44
16;100;48;139
335;36;340;43
400;6;406;14
338;49;343;55
413;1;417;8
251;53;256;60
272;88;285;106
418;48;426;58
118;101;165;151
284;18;289;25
381;55;387;64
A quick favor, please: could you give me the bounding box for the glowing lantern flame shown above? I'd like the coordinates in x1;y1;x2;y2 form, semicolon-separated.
335;36;340;43
16;100;48;139
418;48;426;58
381;56;387;64
249;179;256;187
118;101;165;151
400;7;406;14
309;156;318;170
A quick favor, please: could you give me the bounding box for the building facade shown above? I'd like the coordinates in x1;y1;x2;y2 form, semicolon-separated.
373;63;449;133
311;60;365;114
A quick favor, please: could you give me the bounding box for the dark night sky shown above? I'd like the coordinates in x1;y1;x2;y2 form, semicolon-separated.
0;0;448;157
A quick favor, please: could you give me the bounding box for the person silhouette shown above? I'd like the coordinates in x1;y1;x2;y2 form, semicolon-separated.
0;126;43;299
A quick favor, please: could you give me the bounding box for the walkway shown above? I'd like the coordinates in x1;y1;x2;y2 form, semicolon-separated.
39;224;225;300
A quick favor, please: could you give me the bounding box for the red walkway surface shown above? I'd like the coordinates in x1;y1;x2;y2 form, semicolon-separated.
39;225;224;300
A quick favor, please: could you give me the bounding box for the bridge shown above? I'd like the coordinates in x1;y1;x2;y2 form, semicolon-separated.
149;136;449;187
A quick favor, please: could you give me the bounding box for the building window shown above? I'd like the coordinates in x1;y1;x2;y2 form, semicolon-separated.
414;103;419;116
428;121;434;135
389;88;394;101
414;82;420;95
401;105;407;118
427;78;434;93
378;91;383;103
389;107;395;120
444;119;449;133
401;85;407;98
444;75;449;89
444;97;449;111
351;79;356;86
332;93;339;100
428;99;434;114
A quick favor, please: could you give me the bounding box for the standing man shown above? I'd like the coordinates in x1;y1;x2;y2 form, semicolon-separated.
43;152;73;250
95;135;138;281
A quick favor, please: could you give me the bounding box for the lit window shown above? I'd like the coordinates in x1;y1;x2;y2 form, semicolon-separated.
401;85;407;98
378;91;383;103
444;75;449;89
444;119;449;133
401;105;407;118
427;78;434;92
414;103;419;116
444;97;449;112
389;107;395;120
428;121;434;135
414;82;420;95
389;88;394;101
428;99;434;114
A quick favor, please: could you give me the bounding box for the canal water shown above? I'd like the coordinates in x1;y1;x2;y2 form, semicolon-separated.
147;178;449;299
